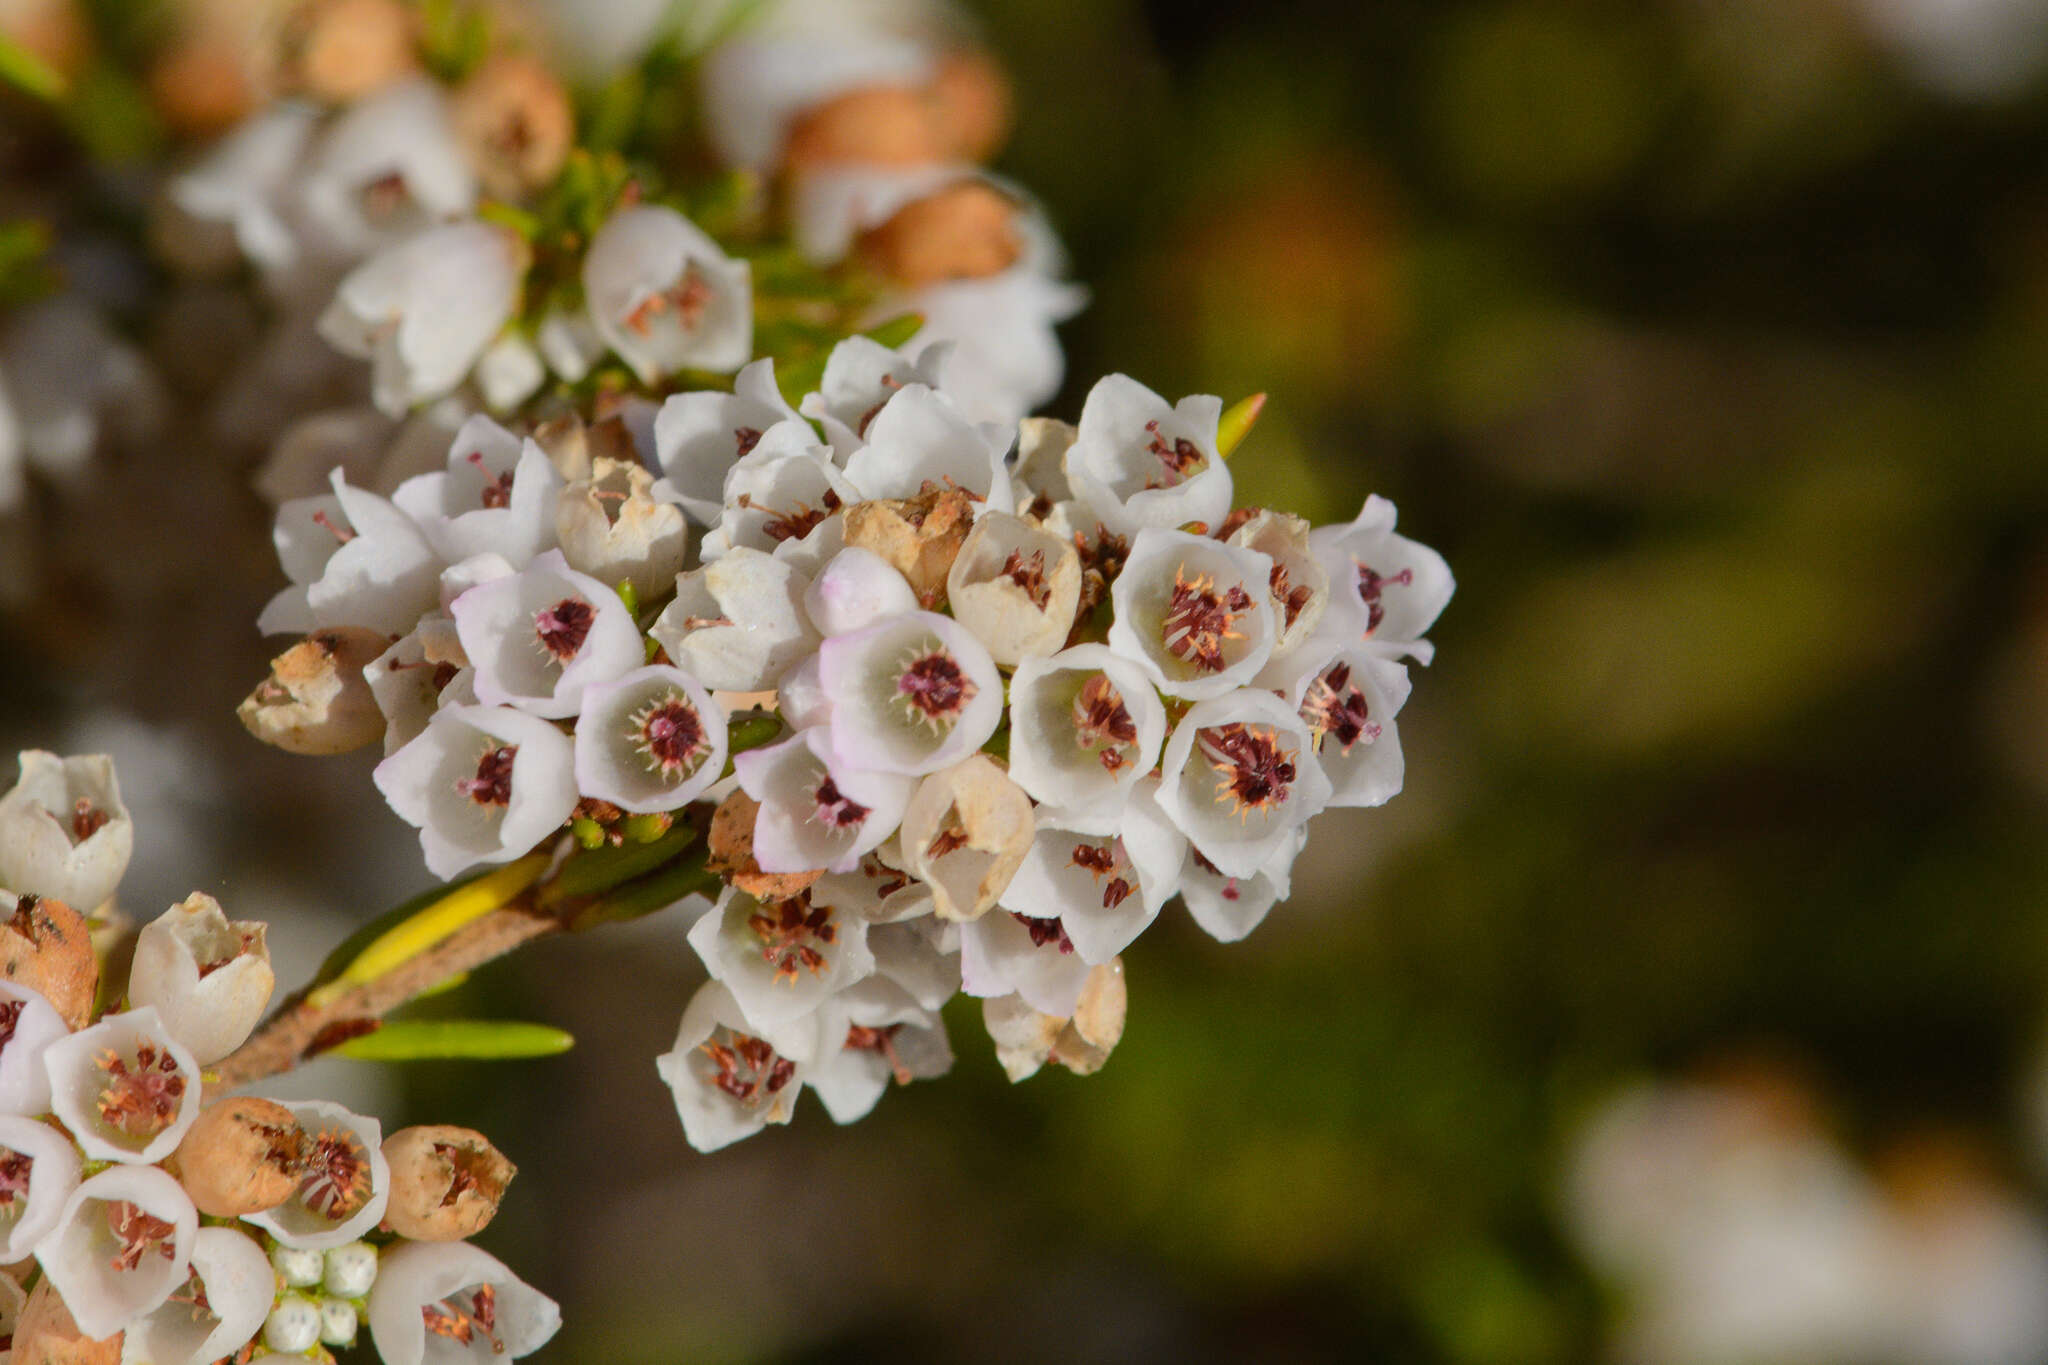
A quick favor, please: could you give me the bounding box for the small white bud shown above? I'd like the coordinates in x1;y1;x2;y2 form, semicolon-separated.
265;1296;323;1354
320;1296;361;1346
272;1242;325;1288
324;1240;380;1299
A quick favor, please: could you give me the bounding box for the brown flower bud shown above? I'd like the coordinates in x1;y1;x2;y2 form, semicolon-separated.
0;893;95;1030
452;52;574;200
784;86;947;170
842;486;976;609
708;791;823;901
380;1125;515;1241
279;0;418;103
238;628;389;756
927;49;1013;162
13;1276;120;1365
172;1097;307;1217
855;181;1022;289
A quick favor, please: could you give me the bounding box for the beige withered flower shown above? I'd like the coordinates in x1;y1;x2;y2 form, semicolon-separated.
842;486;977;608
0;892;96;1030
981;958;1126;1082
707;791;823;901
12;1274;120;1365
451;52;575;200
556;456;690;605
277;0;417;103
945;511;1082;665
238;627;388;756
1226;508;1329;658
380;1125;516;1241
856;182;1023;289
172;1097;308;1217
899;756;1034;922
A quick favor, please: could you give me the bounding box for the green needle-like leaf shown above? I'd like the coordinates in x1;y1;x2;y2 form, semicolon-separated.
333;1020;574;1062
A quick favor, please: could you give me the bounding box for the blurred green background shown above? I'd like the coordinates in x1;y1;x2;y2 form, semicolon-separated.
10;0;2048;1360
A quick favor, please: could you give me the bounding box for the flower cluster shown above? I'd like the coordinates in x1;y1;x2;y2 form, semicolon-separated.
0;751;557;1362
248;341;1452;1150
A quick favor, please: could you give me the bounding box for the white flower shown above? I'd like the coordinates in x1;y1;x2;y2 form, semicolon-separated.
1307;494;1455;662
0;982;68;1115
789;162;974;265
118;1225;273;1365
36;1165;197;1340
364;630;466;756
689;885;876;1025
126;894;274;1066
44;1008;202;1165
655;980;823;1152
1011;415;1076;507
1228;509;1329;663
817;611;1003;775
573;665;728;812
803;545;919;638
556;456;690;602
957;907;1090;1017
898;754;1036;921
991;776;1184;964
902;263;1085;428
808;977;953;1124
810;846;934;926
649;546;819;691
0;749;133;910
700;25;935;171
943;511;1082;664
1182;832;1300;944
702;419;860;560
296;79;477;261
842;383;1014;511
869;913;959;1006
257;470;442;637
392;416;561;568
652;359;802;524
733;729;913;873
1155;689;1332;879
373;704;579;879
1063;374;1232;536
241;1100;390;1251
798;334;947;455
1007;645;1167;831
0;1113;80;1261
536;306;606;383
451;551;644;719
1279;646;1410;809
166;102;320;277
981;958;1126;1081
584;204;752;382
318;220;527;417
475;332;546;413
1106;528;1277;700
367;1240;560;1365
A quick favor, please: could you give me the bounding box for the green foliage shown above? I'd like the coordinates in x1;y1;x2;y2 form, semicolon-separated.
333;1019;575;1061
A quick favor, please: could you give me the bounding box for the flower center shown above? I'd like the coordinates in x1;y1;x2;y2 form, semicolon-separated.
456;745;518;807
106;1200;177;1273
358;171;413;224
697;1028;798;1105
95;1044;185;1139
1011;913;1076;953
733;426;763;458
433;1142;501;1207
1071;674;1139;774
1190;848;1244;902
1001;549;1052;609
1269;562;1314;630
70;798;110;843
425;1285;502;1351
812;775;871;830
0;999;23;1052
747;894;839;984
736;488;842;543
1199;723;1297;816
1354;562;1414;634
1068;842;1137;909
1143;419;1206;488
533;597;596;663
1300;662;1378;756
845;1023;912;1084
464;449;516;509
300;1126;373;1221
1162;567;1254;674
895;649;977;728
632;696;708;780
624;263;712;336
0;1149;32;1213
855;373;905;437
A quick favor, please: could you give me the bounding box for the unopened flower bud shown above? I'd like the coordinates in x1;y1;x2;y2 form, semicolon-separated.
452;53;575;200
856;181;1022;288
129;893;274;1064
172;1096;307;1217
784;86;947;171
0;892;97;1030
842;486;977;608
707;791;823;901
320;1295;360;1346
379;1125;515;1242
0;751;132;913
927;49;1013;161
946;511;1082;664
323;1240;379;1298
271;1242;324;1288
237;627;389;756
279;0;417;102
12;1273;121;1365
265;1296;322;1354
900;756;1035;922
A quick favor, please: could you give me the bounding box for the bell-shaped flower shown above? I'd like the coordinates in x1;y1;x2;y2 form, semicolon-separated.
810;846;933;927
649;547;819;692
655;980;824;1153
899;755;1035;921
44;1008;202;1165
1183;834;1301;944
36;1165;197;1341
982;958;1126;1082
1107;528;1277;701
573;665;727;813
295;78;477;261
392;416;561;568
1007;646;1167;832
126;894;274;1066
797;334;947;455
870;915;960;1008
367;1240;560;1365
451;551;643;719
119;1225;273;1365
1307;494;1455;662
818;611;1002;775
237;626;390;757
0;749;133;910
1228;509;1329;664
803;546;919;638
651;359;802;524
584;204;752;383
702;420;861;560
1279;645;1411;809
557;456;690;602
958;906;1090;1017
365;628;468;756
0;982;68;1115
842;383;1013;512
0;1113;81;1260
992;776;1185;964
733;729;913;874
166;102;319;277
257;469;442;637
689;885;876;1026
944;511;1081;664
319;220;528;417
242;1100;390;1251
808;977;954;1125
1155;689;1332;879
1062;374;1231;536
1010;416;1076;509
373;704;579;879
